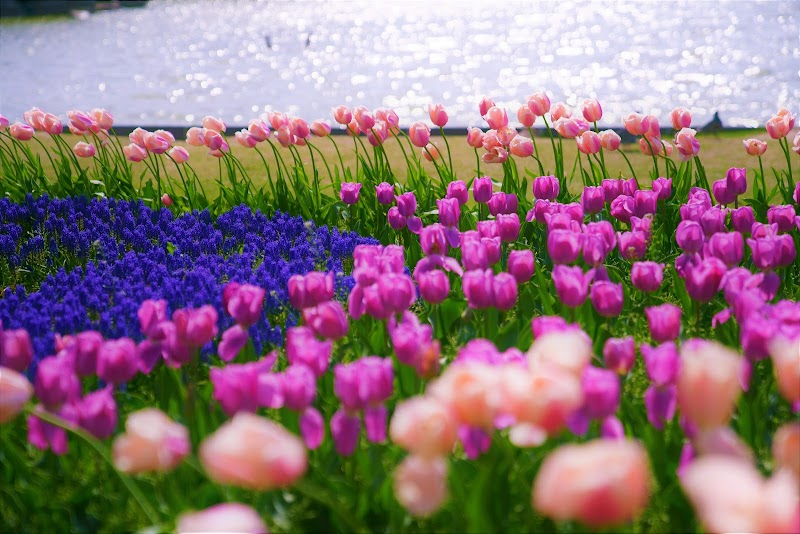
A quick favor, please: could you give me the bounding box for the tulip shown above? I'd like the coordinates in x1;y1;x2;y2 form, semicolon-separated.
554;117;589;139
568;366;620;435
28;403;77;455
0;114;8;130
375;182;394;205
123;143;147;162
247;119;270;141
76;386;117;439
630;262;664;293
581;186;605;215
416;269;450;304
677;341;742;429
609;195;634;224
393;455;449;518
645;304;682;343
772;423;800;479
493;272;518;311
527;92;551;116
97;338;139;385
0;367;34;424
673;128;700;160
177;503;268;534
235;129;258;148
590;281;624;317
633;190;658;218
422;142;440;161
286;327;332;377
302;301;349;340
428;103;448;127
463;269;495;309
711;179;735;206
603;337;636;375
71;330;104;376
549;102;572;122
217;324;249;363
533;439;651;528
112;408;189;473
390;396;457;458
727;206;754;234
741;138;768;156
699;206;728;237
674;220;703;254
471;176;492;203
202;115;226;133
670;107;692;130
332;105;352;125
581;98;603;122
200;412;306;490
684;257;727;303
484;106;508;130
388;207;407;230
482;145;508;164
408;121;431;147
9;122;34;141
551;265;593;308
765;107;795;139
769;336;800;405
1;328;33;372
793;130;800;155
532;175;559;200
339;182;362;204
517;105;536;128
598;129;621;151
508;249;535;284
705;231;743;266
768;204;797;233
223;282;265;327
173;305;219;348
547;229;581;264
651;177;672;201
617;231;647;260
576;131;601;154
509;135;534;157
143;132;170;154
601;178;623;202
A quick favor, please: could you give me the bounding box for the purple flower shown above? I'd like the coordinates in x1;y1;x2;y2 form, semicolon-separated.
610;195;634;224
446;180;469;205
705;231;743;267
222;283;265;327
730;206;755;234
630;262;664;293
590;281;624;317
532;175;559;200
1;328;33;372
652;177;672;201
210;359;272;416
286;327;331;377
28;403;78;456
644;384;677;430
603;336;636;375
34;354;81;409
767;205;796;233
617;231;647;260
508;250;535;284
330;409;361;456
340;182;362;204
97;338;139;385
684;257;727;303
581;186;605;214
375;182;395;205
76;386;117;439
601;179;624;203
641;342;680;386
676;220;704;254
551;266;593;308
633;190;658;218
473;176;493;203
217;324;249;362
645;304;682;343
547;229;582;264
725;167;747;196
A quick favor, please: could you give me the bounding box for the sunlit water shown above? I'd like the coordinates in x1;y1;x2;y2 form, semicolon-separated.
0;0;798;128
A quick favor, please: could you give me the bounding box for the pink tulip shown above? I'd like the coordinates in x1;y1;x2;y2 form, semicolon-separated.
200;412;307;490
310;119;331;137
0;367;33;424
772;423;800;479
678;341;742;429
289;117;310;139
526;330;593;379
112;408;189;473
25;107;46;129
428;103;448;127
203;129;225;151
332;105;352;125
581;98;602;122
466;127;484;148
72;141;96;158
340;182;362;204
128;127;148;148
508;249;535;284
161;194;173;207
550;102;572;122
352;106;375;132
554;117;589;139
766;107;795;139
576;131;601;154
517;105;536;128
167;146;189;164
742;138;768;156
590;281;624;318
1;328;33;372
90;108;113;130
0;114;8;130
235;129;258;148
793;131;800;155
302;301;349;340
496;126;517;146
408;121;431;148
177;503;268;534
532;439;651;528
670;107;692;130
9;122;34;141
202;115;226;133
594;130;620;152
527;91;551;116
674;127;700;161
681;456;800;534
40;113;62;135
551;265;593;308
478;96;496;117
185;126;205;146
484;106;509;130
390;396;457;457
482;145;508;164
123;143;147;162
393;455;449;517
67;109;93;132
603;337;636;375
422;142;440;161
144;132;170;154
770;336;800;405
509;135;533;157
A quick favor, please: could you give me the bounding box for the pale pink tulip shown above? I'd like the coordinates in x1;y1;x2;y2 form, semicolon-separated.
742;138;767;156
496;126;517;146
393;455;448;517
639;137;666;156
112;408;189;474
623;112;646;136
9;123;34;141
681;456;799;534
91;108;114;130
353;106;375;132
41;113;62;135
123;143;147;162
290;117;310;139
481;129;501;151
247;119;270;141
310;120;331;137
678;341;741;429
185;127;205;146
517;105;536;128
235;129;258;148
168;146;189;164
581;98;603;122
128;127;148;148
153;129;175;145
466;127;484;148
670;107;692;130
422;143;440;161
674;127;700;161
554;117;589;139
482;145;508;164
429;103;448;128
23;107;45;130
773;423;800;479
199;413;307;491
144;132;170;154
576;131;601;154
527;91;551;116
527;330;592;378
366;120;388;146
203;129;224;151
478;96;495;117
0;367;34;424
793;131;800;155
68;124;84;136
550;102;572;122
161;193;173;207
346;120;359;136
332;105;352;125
427;363;500;430
598;129;621;151
177;503;268;534
389;396;458;458
67;109;94;132
73;141;96;158
509;135;534;157
641;114;660;139
770;336;800;404
484;106;509;130
409;122;431;148
766;107;796;139
533;439;651;528
202;115;226;133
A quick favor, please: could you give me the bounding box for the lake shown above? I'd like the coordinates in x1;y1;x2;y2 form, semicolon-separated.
0;0;797;128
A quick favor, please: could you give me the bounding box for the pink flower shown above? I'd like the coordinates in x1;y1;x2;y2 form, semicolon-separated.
0;114;8;130
202;115;226;133
0;328;33;372
576;131;601;154
286;326;332;377
772;423;800;479
670;107;692;130
9;122;34;141
340;182;362;204
177;503;268;534
167;146;189;164
332;105;352;125
508;249;535;284
550;102;572;122
766;107;795;139
0;367;33;424
200;413;307;490
309;119;331;137
144;131;171;154
353;106;375;132
287;271;334;310
509;135;533;157
482;145;508;164
428;103;448;127
185;127;205;146
90;108;114;130
390;396;457;457
551;265;593;308
302;301;349;340
631;262;664;293
517;105;536;128
598;129;621;151
484;106;508;130
581;98;602;122
770;336;800;405
554;117;589;139
223;283;265;327
72;141;96;158
123;143;147;162
742;138;768;156
75;386;117;439
478;96;496;117
603;337;636;375
393;455;449;517
173;305;219;348
217;324;249;362
422;142;440;161
97;338;139;385
408;121;431;148
533;175;560;200
533;439;651;528
466;127;484;148
527;91;551;116
589;281;624;318
112;408;189;473
677;340;742;429
674;127;700;161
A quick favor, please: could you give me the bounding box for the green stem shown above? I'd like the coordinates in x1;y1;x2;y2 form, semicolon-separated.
618;149;638;182
440;127;454;178
527;127;546;175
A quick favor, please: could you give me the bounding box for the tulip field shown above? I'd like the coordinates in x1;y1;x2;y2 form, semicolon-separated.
0;99;799;534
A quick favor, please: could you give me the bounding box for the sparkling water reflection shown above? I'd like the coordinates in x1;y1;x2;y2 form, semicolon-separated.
0;0;797;127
